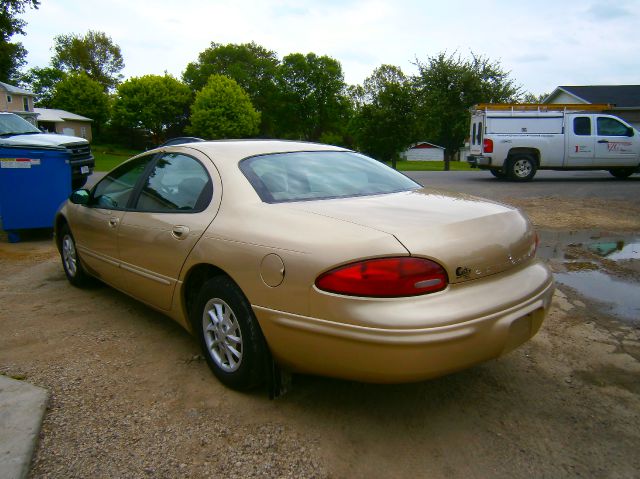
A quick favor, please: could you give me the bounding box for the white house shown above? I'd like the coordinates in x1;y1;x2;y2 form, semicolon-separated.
401;142;445;161
34;108;93;142
544;85;640;130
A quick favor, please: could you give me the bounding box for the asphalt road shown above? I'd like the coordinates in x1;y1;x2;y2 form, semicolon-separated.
405;170;640;202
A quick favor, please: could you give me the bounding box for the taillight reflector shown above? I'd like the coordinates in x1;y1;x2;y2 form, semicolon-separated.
483;138;494;153
315;257;448;297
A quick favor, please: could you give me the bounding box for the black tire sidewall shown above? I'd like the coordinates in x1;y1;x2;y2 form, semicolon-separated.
59;224;91;287
609;168;634;179
194;276;266;390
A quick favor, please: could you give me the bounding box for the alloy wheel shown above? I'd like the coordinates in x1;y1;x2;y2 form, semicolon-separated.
202;298;243;372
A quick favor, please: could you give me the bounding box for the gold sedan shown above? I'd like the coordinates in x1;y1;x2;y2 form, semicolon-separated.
55;140;554;391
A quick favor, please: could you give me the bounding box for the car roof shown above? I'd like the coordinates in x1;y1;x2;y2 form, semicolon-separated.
165;139;350;162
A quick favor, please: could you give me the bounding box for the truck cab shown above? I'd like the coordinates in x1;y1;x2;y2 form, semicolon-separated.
0;112;94;189
468;104;640;181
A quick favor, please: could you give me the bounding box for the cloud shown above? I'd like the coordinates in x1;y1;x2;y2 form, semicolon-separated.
512;54;550;63
586;2;632;20
17;0;640;95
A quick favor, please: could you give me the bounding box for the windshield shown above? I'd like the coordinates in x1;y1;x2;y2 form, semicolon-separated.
240;151;420;203
0;114;41;136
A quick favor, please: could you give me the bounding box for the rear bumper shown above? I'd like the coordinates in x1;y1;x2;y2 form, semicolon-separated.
467;155;492;168
254;261;555;383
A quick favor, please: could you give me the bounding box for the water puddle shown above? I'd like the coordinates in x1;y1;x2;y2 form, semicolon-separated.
589;241;640;261
554;271;640;324
537;230;640;325
537;230;640;262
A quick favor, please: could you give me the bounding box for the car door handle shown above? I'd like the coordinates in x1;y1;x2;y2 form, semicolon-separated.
597;140;609;143
172;225;190;239
108;217;120;228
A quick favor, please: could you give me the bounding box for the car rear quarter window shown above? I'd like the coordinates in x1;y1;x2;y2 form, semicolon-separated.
240;151;419;203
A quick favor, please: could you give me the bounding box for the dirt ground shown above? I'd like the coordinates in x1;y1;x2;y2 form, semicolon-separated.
1;198;639;479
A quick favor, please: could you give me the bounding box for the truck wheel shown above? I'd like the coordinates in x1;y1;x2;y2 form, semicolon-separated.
508;155;537;181
609;168;635;179
490;169;507;179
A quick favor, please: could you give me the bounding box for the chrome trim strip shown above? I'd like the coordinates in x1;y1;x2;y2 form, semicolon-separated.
78;246;119;267
120;263;172;286
77;245;173;286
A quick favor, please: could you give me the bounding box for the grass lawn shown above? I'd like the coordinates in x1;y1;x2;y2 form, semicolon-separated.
384;160;476;171
92;143;142;171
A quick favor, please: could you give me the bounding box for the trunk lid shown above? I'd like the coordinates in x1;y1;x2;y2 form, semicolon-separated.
285;188;537;284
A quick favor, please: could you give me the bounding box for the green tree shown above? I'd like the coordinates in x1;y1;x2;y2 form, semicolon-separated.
521;91;550;103
52;30;124;92
183;42;279;135
187;74;260;139
0;0;39;82
414;52;521;170
112;74;192;145
274;52;349;141
51;72;110;135
350;65;416;167
20;66;65;107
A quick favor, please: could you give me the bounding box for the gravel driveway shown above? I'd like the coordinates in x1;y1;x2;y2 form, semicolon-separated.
0;193;639;478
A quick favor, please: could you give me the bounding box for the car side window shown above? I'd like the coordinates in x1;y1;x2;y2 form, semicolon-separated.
597;117;629;136
91;155;153;210
573;117;591;136
134;153;212;212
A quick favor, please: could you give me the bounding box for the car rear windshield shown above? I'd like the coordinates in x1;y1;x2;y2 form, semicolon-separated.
240;151;420;203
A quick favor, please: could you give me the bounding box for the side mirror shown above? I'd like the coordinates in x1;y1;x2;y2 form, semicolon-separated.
627;127;634;137
70;189;90;205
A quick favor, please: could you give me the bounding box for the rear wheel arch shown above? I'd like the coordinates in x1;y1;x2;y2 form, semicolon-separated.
184;264;269;390
183;263;243;329
507;148;541;167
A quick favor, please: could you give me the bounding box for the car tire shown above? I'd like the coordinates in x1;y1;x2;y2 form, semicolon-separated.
194;276;267;390
507;155;537;181
59;224;93;288
609;168;635;179
490;169;507;179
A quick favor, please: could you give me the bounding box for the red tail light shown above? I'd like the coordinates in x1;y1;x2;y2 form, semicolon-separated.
483;138;493;153
315;257;448;297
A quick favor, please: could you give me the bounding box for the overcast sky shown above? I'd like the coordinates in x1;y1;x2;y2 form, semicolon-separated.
19;0;640;96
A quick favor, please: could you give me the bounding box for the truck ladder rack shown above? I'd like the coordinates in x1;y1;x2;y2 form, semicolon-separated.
472;103;613;112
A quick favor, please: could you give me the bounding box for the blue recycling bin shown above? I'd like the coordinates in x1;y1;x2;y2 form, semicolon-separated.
0;146;72;242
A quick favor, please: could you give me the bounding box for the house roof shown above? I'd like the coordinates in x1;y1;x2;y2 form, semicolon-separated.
34;108;93;123
407;142;444;150
546;85;640;107
0;81;35;96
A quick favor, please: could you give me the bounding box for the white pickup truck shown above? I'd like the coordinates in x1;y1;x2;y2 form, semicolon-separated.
467;104;640;181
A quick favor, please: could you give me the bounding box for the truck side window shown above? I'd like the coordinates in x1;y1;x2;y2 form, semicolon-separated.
597;117;629;136
573;117;590;136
